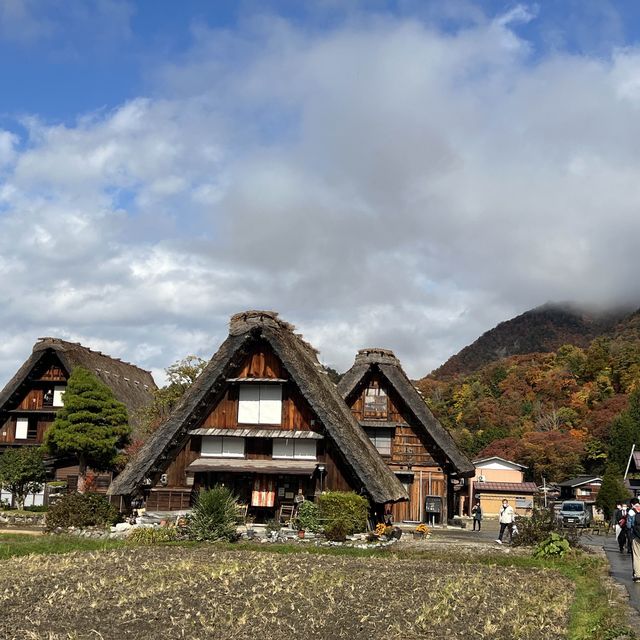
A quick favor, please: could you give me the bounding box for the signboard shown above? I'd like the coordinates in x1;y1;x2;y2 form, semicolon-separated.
424;495;442;513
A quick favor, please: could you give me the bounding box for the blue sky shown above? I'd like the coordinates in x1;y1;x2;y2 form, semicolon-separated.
1;0;640;385
4;1;640;122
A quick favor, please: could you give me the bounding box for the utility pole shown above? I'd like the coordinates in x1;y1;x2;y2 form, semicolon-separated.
625;444;636;480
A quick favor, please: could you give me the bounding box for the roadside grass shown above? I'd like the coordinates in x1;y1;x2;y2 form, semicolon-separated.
0;535;632;639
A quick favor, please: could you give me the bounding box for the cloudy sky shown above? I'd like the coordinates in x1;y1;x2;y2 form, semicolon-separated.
1;0;640;385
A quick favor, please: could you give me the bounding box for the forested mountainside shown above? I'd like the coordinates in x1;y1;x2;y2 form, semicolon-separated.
430;303;628;381
416;306;640;483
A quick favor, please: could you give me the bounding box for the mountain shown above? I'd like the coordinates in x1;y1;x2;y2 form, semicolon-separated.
429;302;631;381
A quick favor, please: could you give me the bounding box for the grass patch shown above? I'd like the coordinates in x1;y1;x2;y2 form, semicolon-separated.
0;533;124;559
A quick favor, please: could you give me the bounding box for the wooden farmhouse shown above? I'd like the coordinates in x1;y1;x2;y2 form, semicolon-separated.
109;311;408;516
338;349;474;524
0;338;156;499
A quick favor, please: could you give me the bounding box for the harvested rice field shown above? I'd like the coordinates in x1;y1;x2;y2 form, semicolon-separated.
0;546;574;639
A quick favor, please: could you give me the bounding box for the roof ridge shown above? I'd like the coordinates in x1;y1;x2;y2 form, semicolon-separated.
36;337;153;376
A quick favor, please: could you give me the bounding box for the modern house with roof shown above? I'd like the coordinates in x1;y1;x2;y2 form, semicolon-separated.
0;337;156;498
338;348;474;524
109;311;408;516
470;456;537;516
557;476;602;503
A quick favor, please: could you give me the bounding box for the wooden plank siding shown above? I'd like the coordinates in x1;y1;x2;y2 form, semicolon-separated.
0;417;54;444
346;371;450;523
152;343;358;509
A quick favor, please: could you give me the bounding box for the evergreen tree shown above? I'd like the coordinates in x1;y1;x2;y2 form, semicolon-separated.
595;464;630;520
44;368;130;493
0;448;46;510
608;388;640;471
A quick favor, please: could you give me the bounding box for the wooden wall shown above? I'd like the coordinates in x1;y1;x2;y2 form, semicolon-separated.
0;417;53;444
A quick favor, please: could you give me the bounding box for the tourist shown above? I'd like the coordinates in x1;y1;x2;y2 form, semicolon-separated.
629;499;640;581
496;499;515;544
614;503;628;553
628;499;638;556
471;500;482;531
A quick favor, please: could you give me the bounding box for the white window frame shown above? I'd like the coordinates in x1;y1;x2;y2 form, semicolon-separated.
238;384;282;425
53;385;65;407
272;438;317;460
201;436;245;458
15;418;29;440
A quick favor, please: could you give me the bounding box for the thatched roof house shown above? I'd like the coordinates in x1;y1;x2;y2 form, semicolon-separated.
338;348;473;523
0;337;156;426
109;311;408;509
0;337;157;496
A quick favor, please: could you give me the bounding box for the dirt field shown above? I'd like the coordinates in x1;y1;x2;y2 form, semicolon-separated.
0;546;573;639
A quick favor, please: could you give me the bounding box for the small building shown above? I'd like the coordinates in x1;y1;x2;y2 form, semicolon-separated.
470;456;537;516
557;476;602;503
109;311;408;516
0;338;156;502
338;349;474;524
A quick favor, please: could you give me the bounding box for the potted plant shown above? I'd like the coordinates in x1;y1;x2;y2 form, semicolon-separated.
414;523;429;539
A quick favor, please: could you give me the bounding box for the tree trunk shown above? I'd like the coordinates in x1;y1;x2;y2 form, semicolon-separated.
77;456;87;494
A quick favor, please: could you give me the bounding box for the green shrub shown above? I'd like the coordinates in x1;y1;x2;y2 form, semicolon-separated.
24;505;48;512
324;517;350;542
45;493;121;530
187;486;238;542
128;526;179;544
533;532;571;559
512;508;580;547
295;501;320;532
318;492;369;535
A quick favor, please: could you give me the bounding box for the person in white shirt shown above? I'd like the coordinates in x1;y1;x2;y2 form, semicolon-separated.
496;499;515;544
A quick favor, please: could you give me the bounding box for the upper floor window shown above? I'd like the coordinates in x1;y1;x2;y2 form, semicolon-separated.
238;384;282;424
363;386;388;419
272;438;317;460
53;385;65;407
201;436;245;458
365;428;393;456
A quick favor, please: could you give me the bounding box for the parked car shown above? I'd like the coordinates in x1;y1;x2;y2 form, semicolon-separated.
558;501;591;528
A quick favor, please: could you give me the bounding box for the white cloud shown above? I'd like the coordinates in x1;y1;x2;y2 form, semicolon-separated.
1;8;640;386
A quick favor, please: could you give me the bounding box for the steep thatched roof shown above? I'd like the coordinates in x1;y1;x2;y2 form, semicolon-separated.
338;348;475;477
0;338;157;426
109;311;408;504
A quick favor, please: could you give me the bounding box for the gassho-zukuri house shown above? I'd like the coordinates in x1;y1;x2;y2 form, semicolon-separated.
109;311;409;517
0;338;157;502
338;349;474;524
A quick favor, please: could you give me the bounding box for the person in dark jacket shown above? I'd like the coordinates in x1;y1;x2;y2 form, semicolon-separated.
614;503;628;553
471;500;482;531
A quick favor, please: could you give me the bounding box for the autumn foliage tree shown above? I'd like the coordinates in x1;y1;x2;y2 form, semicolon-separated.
44;368;130;493
418;315;640;481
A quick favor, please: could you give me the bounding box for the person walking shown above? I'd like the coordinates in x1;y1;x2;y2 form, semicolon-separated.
614;503;628;553
496;499;515;544
629;499;640;581
471;500;482;531
628;500;637;556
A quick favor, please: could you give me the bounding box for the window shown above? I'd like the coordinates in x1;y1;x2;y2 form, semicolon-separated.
27;419;37;439
53;386;65;407
43;388;54;407
363;386;388;419
515;497;533;509
201;436;245;458
15;418;28;440
237;384;282;424
272;439;317;460
577;488;592;496
365;428;393;456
